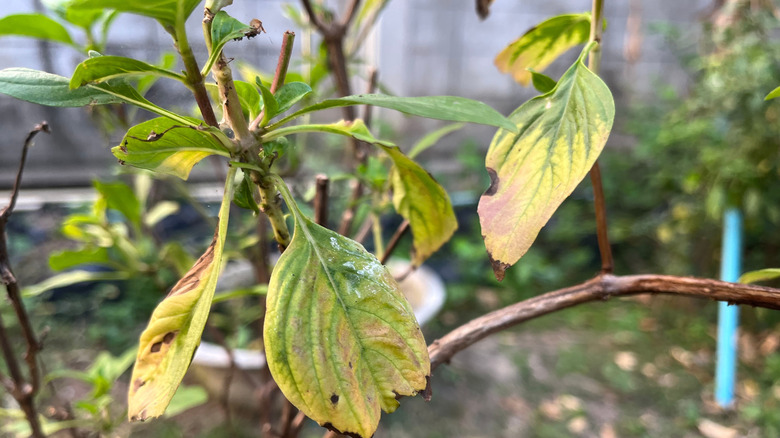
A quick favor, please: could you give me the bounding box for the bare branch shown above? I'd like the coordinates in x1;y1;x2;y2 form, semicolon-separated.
428;274;780;370
380;220;410;264
1;121;48;221
590;162;613;273
341;0;363;28
0;122;49;437
314;174;330;227
300;0;329;34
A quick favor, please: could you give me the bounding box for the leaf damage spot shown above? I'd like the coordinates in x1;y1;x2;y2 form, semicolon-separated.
488;253;510;282
150;342;162;353
163;331;176;344
330;394;339;404
323;422;362;438
484;167;499;196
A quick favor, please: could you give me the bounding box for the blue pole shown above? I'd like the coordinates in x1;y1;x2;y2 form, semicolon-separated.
715;208;742;408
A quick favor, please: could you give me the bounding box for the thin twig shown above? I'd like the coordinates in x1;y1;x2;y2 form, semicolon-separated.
337;180;363;236
2;122;48;218
300;0;329;35
287;411;307;437
586;0;612;274
380;220;410;264
341;0;363;28
590;162;613;273
0;122;49;438
353;217;373;243
314;174;330;227
250;31;296;132
428;274;780;370
337;71;378;236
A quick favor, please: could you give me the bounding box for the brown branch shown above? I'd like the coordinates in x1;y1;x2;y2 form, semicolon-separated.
337;180;363;236
353;217;373;243
314;174;330;227
300;0;329;35
0;122;49;438
590;162;613;273
337;71;378;237
587;0;612;274
428;274;780;370
250;31;296;132
341;0;363;28
380;220;410;264
2;122;48;219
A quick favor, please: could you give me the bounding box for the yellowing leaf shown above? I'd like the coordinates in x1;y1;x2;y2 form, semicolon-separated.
739;268;780;284
265;176;430;438
380;145;457;265
127;167;236;421
495;13;591;86
112;117;232;180
479;43;615;281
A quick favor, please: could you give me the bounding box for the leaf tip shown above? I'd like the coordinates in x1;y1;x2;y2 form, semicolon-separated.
489;254;509;282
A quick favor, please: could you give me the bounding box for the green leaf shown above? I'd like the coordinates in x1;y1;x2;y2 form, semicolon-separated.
765;86;780;101
0;67;191;122
265;177;430;438
270;94;517;133
93;180;142;227
0;13;75;46
202;11;254;75
408;123;464;159
128;166;236;421
211;284;268;304
478;43;615;281
528;68;557;94
163;385;209;417
233;170;260;214
112;117;232;180
263;119;392;147
67;0;202;26
49;247;112;271
495;13;592;86
274;82;313;115
739;268;780;284
43;0;107;30
0;68;125;107
256;78;279;121
379;146;458;265
70;56;186;88
22;270;130;298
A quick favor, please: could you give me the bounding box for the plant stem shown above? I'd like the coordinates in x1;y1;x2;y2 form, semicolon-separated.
314;174;330;226
371;213;385;257
587;0;613;274
213;55;251;142
171;21;219;127
0;123;49;438
428;274;780;370
380;220;409;264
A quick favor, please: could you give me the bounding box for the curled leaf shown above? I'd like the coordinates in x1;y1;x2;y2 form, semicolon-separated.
379;146;458;265
128;167;236;421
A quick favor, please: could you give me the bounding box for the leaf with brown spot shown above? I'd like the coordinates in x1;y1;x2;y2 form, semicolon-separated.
479;43;614;280
264;176;430;438
127;167;236;421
